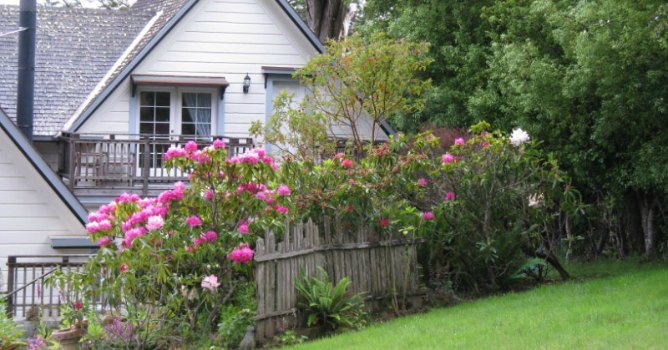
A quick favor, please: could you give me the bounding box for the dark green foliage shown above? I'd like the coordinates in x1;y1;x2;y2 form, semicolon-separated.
294;268;366;331
360;0;668;258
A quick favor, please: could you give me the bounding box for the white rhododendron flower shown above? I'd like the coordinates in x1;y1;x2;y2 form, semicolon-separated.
510;128;530;146
528;193;545;208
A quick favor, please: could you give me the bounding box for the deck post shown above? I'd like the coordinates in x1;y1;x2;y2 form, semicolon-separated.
67;134;78;190
6;256;16;317
142;137;150;196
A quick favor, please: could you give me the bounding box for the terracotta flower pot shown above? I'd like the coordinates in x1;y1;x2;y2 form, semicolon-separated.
51;325;86;350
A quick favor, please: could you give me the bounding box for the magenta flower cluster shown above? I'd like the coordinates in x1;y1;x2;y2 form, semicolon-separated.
227;243;254;264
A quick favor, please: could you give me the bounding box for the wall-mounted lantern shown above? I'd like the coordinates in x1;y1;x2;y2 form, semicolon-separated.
243;73;251;94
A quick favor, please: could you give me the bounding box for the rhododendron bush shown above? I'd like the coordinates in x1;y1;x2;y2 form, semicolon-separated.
55;122;575;347
276;122;574;292
75;141;293;347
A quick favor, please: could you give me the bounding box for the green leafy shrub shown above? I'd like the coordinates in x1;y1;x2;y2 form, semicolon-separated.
57;142;292;349
294;268;366;331
0;298;25;349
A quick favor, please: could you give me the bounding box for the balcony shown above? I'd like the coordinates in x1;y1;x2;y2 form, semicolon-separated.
59;133;254;198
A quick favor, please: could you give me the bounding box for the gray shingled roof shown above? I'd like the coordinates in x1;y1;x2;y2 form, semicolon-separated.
0;5;153;136
68;0;191;131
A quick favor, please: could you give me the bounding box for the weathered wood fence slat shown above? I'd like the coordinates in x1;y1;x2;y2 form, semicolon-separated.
254;218;422;344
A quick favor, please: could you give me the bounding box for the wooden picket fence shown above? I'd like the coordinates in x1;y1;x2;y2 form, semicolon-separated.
254;218;423;343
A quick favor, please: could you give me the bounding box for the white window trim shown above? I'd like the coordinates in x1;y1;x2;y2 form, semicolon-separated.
136;86;218;137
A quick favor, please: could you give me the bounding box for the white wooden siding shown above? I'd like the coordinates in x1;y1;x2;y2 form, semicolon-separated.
78;0;318;137
0;136;86;292
77;82;133;135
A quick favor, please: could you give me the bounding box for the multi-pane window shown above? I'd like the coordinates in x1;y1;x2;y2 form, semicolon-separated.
137;88;215;170
139;91;171;136
137;88;215;137
181;92;212;137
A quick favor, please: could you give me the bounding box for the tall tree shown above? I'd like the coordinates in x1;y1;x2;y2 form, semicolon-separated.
361;0;668;258
289;0;355;41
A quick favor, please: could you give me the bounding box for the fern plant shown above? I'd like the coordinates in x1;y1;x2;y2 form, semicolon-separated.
294;267;366;331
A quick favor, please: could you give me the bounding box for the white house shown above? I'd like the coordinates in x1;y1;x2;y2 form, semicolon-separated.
0;0;393;302
0;107;88;294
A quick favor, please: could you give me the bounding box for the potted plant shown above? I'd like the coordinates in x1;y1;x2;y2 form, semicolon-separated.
46;270;89;350
50;302;88;350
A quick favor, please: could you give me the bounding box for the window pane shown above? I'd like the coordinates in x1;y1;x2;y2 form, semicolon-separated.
156;92;171;106
155;122;170;135
140;107;154;122
182;123;195;135
197;109;211;124
155;107;170;122
140;123;153;134
140;92;154;106
182;93;197;108
182;108;195;123
197;93;211;107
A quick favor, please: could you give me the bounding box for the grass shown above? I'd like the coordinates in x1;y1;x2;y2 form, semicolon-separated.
288;259;668;349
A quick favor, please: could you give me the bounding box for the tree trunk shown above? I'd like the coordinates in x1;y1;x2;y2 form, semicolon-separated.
622;192;643;254
523;247;570;281
638;191;659;258
306;0;350;41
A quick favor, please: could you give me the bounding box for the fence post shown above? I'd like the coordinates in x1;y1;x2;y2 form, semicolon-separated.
6;256;16;317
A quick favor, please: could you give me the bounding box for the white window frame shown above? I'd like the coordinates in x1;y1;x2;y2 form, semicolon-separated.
136;86;218;138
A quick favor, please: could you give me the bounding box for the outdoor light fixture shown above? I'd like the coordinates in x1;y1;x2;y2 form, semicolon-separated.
243;73;251;93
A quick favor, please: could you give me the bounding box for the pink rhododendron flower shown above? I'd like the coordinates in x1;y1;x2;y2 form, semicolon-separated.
192;237;203;247
442;154;454;163
184;141;198;154
120;264;129;273
87;212;109;223
201;274;220;292
238;224;249;234
98;202;117;215
97;236;112;247
164;146;187;161
341;159;353;168
481;141;489;147
417;178;428;187
86;219;112;234
86;222;100;234
255;191;266;201
421;212;435;220
205;189;214;200
227;243;254;264
197;152;212;164
277;185;291;196
200;231;217;243
213;138;226;149
116;193;140;204
454;137;465;145
186;216;202;228
274;205;289;215
445;192;456;201
146;215;164;231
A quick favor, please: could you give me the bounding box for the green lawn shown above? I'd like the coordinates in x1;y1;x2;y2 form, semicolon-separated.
288;260;668;349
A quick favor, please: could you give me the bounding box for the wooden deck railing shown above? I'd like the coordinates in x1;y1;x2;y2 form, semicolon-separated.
4;255;92;320
59;133;254;195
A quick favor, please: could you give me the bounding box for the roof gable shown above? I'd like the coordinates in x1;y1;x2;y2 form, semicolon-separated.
0;107;87;225
66;0;323;133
